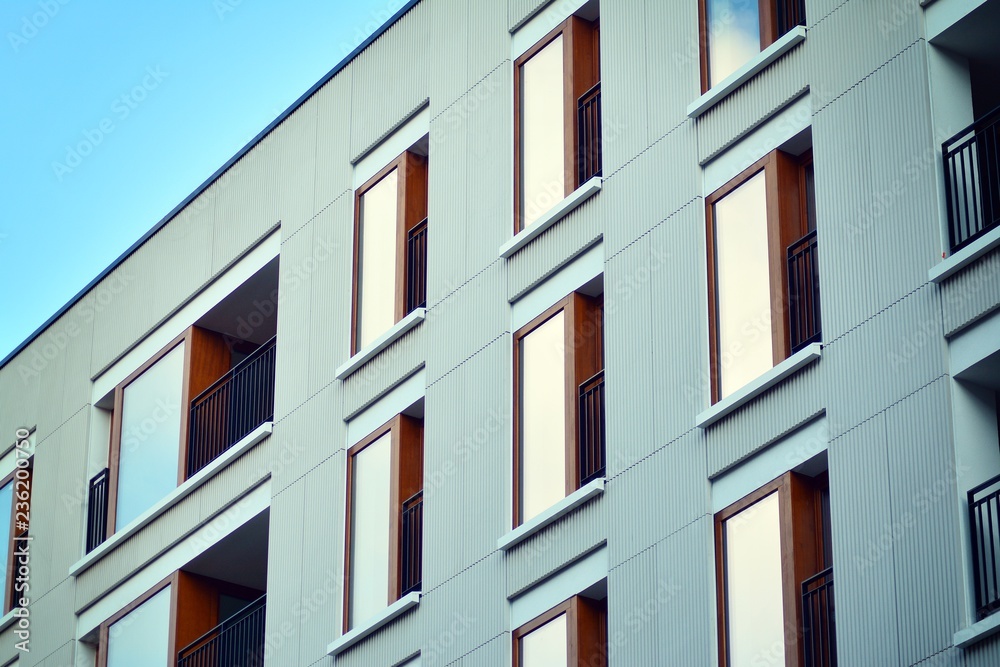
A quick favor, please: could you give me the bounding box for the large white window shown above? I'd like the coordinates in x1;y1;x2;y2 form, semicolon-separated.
106;585;172;667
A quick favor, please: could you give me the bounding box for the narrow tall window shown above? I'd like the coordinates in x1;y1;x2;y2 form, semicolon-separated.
514;293;603;526
706;149;819;402
515;16;600;231
715;472;834;667
344;415;423;630
700;0;807;91
352;151;429;353
513;596;607;667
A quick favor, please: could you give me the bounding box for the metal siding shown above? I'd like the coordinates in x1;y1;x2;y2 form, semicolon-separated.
508;0;548;32
274;220;315;420
600;0;650;174
264;478;305;667
426;111;470;305
312;69;354;220
941;248;1000;337
341;324;426;420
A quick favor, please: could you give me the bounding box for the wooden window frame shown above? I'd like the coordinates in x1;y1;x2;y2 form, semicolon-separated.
714;471;829;667
350;150;429;355
106;326;229;537
513;16;600;233
705;149;809;404
512;595;607;667
3;457;31;613
698;0;782;93
512;292;603;528
342;414;423;632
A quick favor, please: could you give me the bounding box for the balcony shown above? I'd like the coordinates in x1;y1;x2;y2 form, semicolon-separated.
577;83;602;185
187;336;276;478
400;491;423;596
969;473;1000;620
86;468;110;553
788;230;821;353
943;106;1000;254
801;567;836;667
406;218;428;313
177;594;266;667
578;370;606;486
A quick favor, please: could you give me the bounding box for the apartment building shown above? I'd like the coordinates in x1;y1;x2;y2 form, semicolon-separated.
2;0;1000;665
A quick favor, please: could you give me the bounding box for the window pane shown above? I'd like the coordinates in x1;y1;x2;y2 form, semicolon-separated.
724;492;784;667
706;0;761;88
107;585;171;667
0;482;11;600
116;343;184;530
520;35;566;228
714;171;772;398
521;613;568;667
358;168;399;350
349;432;392;628
520;312;566;522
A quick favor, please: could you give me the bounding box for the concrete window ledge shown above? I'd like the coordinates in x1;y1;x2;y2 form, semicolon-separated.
336;309;425;380
929;226;1000;283
955;611;1000;648
68;422;273;577
696;343;822;429
687;26;807;119
499;178;602;259
327;593;420;656
497;479;605;552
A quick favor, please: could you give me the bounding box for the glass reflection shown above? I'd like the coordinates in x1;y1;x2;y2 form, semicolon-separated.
358;168;399;349
348;432;392;628
520;35;566;228
520;311;567;522
706;0;761;87
724;492;784;667
116;343;184;530
521;613;568;666
714;171;772;398
107;585;171;667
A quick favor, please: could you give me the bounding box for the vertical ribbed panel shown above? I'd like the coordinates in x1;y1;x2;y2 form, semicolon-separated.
964;636;1000;665
264;477;305;667
644;0;701;135
427;112;470;299
606;431;708;567
468;0;508;87
504;495;606;596
335;610;421;667
827;413;901;666
941;248;1000;337
274;221;314;420
600;0;650;172
886;379;963;667
508;0;547;31
428;0;468;120
342;325;426;419
312;69;354;217
696;53;808;164
348;3;431;159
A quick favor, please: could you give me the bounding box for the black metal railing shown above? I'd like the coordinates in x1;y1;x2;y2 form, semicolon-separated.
969;474;1000;620
943;106;1000;253
188;337;276;478
802;567;836;667
787;230;821;353
178;594;266;667
777;0;807;36
577;83;602;185
86;468;109;553
407;218;428;313
400;491;423;596
578;370;606;486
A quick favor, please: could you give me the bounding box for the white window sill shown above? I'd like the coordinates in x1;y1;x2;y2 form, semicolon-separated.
499;178;603;259
696;343;822;429
497;479;605;552
929;226;1000;283
327;592;420;656
687;26;807;119
68;422;273;577
0;608;17;633
955;611;1000;648
336;308;426;380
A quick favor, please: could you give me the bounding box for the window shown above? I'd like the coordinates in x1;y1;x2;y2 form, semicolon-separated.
514;15;600;232
513;595;607;667
715;471;833;667
514;293;603;527
106;326;230;533
2;454;31;613
344;415;423;630
699;0;806;90
352;150;429;354
706;149;818;402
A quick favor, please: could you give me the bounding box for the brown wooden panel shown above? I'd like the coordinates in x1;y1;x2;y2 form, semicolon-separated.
174;571;220;657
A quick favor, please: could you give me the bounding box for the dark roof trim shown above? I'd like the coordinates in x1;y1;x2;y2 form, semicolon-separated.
1;0;423;372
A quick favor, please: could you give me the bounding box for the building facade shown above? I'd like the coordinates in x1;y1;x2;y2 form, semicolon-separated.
3;0;1000;665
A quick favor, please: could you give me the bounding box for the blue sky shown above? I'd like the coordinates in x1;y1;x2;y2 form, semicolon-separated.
0;0;400;361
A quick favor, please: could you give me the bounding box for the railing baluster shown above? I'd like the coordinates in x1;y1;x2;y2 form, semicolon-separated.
178;595;266;667
401;491;423;595
577;83;602;185
968;476;1000;619
86;469;110;553
943;107;1000;252
578;371;606;486
406;219;428;313
787;231;821;352
802;568;835;667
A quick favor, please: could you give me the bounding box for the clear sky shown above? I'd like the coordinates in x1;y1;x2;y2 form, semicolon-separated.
0;0;402;361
